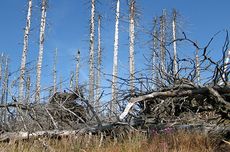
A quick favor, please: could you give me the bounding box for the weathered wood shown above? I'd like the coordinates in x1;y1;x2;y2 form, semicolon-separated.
120;86;230;120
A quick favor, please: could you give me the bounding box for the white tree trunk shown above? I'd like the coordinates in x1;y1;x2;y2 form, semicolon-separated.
160;9;166;76
76;49;80;87
96;15;102;112
35;0;47;103
1;56;9;122
25;74;31;103
152;17;158;89
222;49;230;84
53;48;57;94
70;71;74;90
172;9;178;77
89;0;95;104
111;0;120;115
19;0;32;103
129;0;135;94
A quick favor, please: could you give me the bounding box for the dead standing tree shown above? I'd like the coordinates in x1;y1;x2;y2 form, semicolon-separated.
129;0;136;94
19;0;32;103
152;17;159;89
75;49;80;88
89;0;96;105
35;0;48;103
95;15;102;113
160;9;167;81
111;0;120;116
172;9;178;78
53;48;58;94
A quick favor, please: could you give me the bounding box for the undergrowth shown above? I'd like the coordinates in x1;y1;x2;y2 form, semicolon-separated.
0;131;229;152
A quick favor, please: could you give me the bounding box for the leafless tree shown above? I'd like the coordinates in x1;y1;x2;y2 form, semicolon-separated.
160;9;167;76
19;0;32;103
111;0;120;115
152;17;159;89
129;0;136;94
53;48;58;94
172;9;178;77
35;0;48;103
1;56;9;122
89;0;96;104
25;74;31;103
195;45;200;85
76;49;80;87
70;71;74;91
96;15;102;112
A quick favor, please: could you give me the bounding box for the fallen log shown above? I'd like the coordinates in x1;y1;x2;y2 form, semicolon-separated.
119;86;230;120
0;122;132;142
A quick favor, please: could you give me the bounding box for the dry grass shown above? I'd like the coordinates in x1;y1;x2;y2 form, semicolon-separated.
0;131;229;152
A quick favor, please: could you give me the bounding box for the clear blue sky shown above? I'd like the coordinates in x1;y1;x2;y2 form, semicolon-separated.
0;0;229;97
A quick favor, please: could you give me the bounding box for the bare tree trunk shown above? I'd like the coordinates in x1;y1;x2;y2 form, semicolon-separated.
25;74;31;103
1;56;9;122
223;49;230;82
89;0;95;104
53;48;57;94
19;0;32;103
172;9;178;78
111;0;120;115
129;0;135;94
76;49;80;88
96;15;102;113
152;17;159;89
35;0;47;103
195;46;200;85
70;71;74;91
160;9;166;77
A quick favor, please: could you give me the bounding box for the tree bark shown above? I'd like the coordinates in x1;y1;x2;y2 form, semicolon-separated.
35;0;47;103
152;17;159;89
19;0;32;103
96;15;102;113
76;49;80;87
172;9;178;77
111;0;120;116
89;0;95;104
160;9;166;78
53;48;57;94
129;0;135;94
195;45;200;85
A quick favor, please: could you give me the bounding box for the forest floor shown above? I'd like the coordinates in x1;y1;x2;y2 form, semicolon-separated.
0;130;229;152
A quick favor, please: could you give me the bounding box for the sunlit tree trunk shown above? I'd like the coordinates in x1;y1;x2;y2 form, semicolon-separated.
19;0;32;103
172;9;178;77
96;15;102;113
160;9;166;77
53;48;57;93
152;17;159;89
223;49;230;82
70;71;74;90
195;46;200;85
35;0;47;103
111;0;120;115
1;56;9;122
76;49;80;88
129;0;135;94
89;0;95;104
